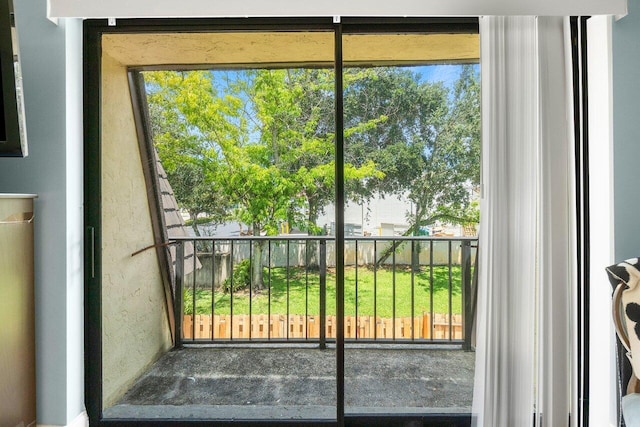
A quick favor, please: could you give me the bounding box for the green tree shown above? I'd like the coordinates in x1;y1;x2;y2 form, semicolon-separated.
144;64;479;282
250;69;381;234
343;66;480;264
147;70;296;288
404;65;481;234
165;162;229;236
245;69;381;269
147;75;232;234
145;68;381;286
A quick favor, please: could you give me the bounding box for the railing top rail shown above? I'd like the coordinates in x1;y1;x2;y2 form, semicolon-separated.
168;235;478;243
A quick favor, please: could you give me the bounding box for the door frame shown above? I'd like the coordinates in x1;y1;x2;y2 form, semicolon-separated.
83;16;479;427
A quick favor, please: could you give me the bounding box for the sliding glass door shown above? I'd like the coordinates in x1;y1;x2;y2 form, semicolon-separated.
84;18;479;426
340;25;480;417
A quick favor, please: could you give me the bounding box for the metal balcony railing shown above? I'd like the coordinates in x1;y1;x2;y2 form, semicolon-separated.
171;235;477;349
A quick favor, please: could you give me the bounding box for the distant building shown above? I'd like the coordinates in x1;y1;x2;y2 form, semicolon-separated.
184;192;477;238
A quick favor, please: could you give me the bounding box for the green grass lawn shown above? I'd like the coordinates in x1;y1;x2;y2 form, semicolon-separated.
183;265;463;317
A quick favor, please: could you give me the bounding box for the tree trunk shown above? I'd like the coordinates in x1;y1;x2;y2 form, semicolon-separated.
252;223;265;289
305;205;320;270
375;223;418;268
411;209;422;272
189;211;201;236
375;210;473;267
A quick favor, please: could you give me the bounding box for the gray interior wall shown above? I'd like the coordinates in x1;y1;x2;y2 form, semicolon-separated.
0;0;84;425
613;0;640;261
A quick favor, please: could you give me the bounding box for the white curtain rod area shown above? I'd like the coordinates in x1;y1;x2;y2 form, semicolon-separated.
47;0;626;19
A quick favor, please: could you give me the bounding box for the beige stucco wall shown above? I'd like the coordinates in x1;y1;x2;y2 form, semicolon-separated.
102;32;478;67
101;52;172;408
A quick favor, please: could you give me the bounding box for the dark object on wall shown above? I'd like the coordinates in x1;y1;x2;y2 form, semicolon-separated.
0;0;27;157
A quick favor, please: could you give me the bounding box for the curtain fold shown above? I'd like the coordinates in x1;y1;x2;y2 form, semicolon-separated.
473;16;576;427
536;16;577;426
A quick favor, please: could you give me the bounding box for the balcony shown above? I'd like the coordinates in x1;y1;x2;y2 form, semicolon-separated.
103;235;478;423
174;235;477;347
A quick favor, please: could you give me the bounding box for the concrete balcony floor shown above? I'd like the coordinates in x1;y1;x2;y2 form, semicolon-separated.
104;345;475;421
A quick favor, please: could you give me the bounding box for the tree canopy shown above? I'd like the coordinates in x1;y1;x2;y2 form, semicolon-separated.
343;65;480;234
144;64;480;284
146;68;385;237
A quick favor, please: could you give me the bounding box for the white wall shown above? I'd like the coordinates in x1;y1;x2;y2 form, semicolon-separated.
47;0;627;19
588;15;617;427
0;0;84;425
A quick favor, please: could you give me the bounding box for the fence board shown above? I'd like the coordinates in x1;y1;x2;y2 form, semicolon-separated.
307;315;318;339
289;315;306;338
422;312;431;339
182;313;462;341
326;316;336;338
183;315;192;340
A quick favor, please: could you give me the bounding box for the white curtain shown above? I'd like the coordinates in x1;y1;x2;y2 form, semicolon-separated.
473;16;577;426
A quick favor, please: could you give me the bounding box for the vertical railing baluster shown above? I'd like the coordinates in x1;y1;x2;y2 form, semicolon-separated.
355;239;359;340
286;239;290;340
249;239;253;341
211;239;215;340
411;239;415;341
319;239;326;349
471;240;479;348
429;240;434;340
392;238;396;341
268;240;272;341
230;239;234;341
192;239;197;342
174;241;184;348
462;240;472;351
448;240;453;341
374;239;377;340
305;240;309;341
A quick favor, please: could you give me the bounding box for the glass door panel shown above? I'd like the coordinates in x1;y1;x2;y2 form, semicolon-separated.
341;30;480;415
99;29;337;422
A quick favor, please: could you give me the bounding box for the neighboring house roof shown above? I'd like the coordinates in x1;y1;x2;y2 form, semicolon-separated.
156;151;201;276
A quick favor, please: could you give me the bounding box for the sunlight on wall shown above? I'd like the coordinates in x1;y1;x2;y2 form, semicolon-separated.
101;51;172;408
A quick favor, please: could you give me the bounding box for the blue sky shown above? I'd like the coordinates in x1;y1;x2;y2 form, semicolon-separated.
208;63;479;93
417;63;480;90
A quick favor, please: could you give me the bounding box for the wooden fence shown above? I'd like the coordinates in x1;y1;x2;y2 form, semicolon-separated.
182;313;462;341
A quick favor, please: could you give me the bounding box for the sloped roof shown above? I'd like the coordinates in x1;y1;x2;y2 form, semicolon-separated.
156;151;202;276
